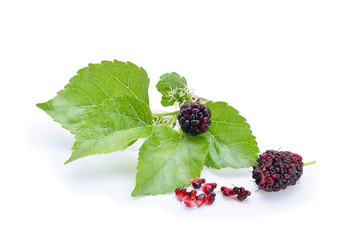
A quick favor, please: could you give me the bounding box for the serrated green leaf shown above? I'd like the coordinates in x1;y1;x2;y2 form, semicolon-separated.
156;72;191;107
132;125;209;196
37;60;150;133
204;101;259;169
66;95;153;164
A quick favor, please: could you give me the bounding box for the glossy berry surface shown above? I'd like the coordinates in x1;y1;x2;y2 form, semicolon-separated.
221;186;251;201
182;195;196;208
232;187;245;195
195;193;206;207
252;150;304;192
204;193;216;205
220;186;233;197
237;190;251;201
190;178;206;189
175;187;187;201
177;102;211;136
186;190;197;200
202;183;217;195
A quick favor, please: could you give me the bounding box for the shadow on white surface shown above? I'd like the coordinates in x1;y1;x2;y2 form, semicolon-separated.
27;121;319;219
27;122;139;202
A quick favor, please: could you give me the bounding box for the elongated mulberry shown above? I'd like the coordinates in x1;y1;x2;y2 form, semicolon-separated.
252;150;304;192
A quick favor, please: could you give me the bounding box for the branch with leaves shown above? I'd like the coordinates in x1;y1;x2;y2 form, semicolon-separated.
37;60;259;196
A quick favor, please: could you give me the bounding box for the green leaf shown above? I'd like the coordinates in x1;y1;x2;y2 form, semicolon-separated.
37;60;150;133
204;101;259;169
132;125;209;196
66;95;153;164
156;72;191;107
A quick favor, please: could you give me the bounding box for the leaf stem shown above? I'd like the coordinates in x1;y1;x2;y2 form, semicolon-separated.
152;110;179;117
304;160;317;166
192;95;210;104
161;117;173;126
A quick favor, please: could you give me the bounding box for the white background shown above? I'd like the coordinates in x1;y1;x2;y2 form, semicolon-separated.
1;1;350;239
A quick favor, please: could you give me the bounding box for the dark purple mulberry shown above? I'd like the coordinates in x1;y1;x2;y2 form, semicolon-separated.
252;150;304;192
177;102;211;136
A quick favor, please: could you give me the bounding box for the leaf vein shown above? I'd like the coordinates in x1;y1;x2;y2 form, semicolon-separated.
136;139;181;194
80;77;112;99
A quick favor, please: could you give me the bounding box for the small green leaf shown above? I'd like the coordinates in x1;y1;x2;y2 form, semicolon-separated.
204;101;259;169
156;72;191;107
37;60;150;133
66;96;153;164
132;125;209;196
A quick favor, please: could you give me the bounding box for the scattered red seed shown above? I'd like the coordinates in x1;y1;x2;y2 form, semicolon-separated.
232;187;251;202
195;193;206;207
182;195;196;208
202;183;217;195
236;190;251;202
177;180;250;208
204;192;216;205
186;190;197;200
175;187;187;201
220;186;233;197
190;178;206;189
232;186;245;195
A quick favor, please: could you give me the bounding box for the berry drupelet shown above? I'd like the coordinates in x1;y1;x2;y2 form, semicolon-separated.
202;183;217;195
220;186;233;197
190;178;206;189
195;194;206;207
236;190;251;201
252;150;304;192
204;192;216;205
175;187;187;201
221;186;251;202
177;102;211;136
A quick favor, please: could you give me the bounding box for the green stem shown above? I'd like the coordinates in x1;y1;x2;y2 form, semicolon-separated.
304;160;316;166
152;110;179;117
170;115;177;128
161;117;173;126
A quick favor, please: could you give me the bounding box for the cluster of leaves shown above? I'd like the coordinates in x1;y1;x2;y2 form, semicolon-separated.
37;60;259;196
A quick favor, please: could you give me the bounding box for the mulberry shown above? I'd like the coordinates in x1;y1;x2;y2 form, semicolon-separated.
252;150;304;192
177;102;211;136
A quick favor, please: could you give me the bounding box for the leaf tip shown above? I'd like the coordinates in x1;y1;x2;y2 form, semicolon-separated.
131;189;140;197
64;155;76;165
64;160;71;165
36;102;46;110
